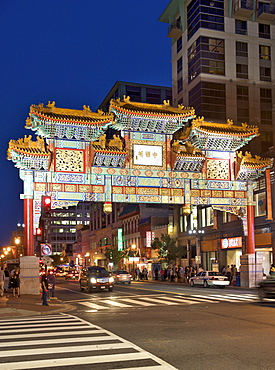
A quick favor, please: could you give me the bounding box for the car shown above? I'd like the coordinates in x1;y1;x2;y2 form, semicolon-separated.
112;270;132;284
65;270;80;280
258;277;275;302
189;270;230;288
80;266;114;292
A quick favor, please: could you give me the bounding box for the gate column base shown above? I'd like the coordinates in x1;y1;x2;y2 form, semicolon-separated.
240;254;263;288
19;256;40;295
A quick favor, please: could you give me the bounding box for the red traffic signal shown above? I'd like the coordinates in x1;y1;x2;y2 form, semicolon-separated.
36;227;42;236
41;196;51;217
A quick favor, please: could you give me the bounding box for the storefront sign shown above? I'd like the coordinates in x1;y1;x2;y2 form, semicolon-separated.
221;237;242;249
146;231;155;247
117;228;123;251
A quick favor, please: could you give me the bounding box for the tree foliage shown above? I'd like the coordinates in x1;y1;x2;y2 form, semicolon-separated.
104;246;127;268
151;234;186;265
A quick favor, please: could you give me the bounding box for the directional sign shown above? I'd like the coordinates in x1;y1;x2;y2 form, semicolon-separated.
41;243;52;256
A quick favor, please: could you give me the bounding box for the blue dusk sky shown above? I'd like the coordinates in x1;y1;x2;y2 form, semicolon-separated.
0;1;171;246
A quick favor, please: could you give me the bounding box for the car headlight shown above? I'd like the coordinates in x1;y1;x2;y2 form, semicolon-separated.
90;278;97;284
109;277;114;283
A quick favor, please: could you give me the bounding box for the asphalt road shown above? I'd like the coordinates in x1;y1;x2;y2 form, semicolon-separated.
54;278;275;370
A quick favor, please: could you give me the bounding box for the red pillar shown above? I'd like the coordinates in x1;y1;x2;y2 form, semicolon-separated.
246;205;255;254
266;168;273;220
24;198;34;256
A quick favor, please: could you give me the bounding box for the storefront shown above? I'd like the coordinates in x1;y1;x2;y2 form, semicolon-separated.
255;233;273;276
220;237;243;271
201;239;218;271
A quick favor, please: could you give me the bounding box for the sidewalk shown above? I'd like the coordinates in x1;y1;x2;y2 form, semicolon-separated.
0;293;72;319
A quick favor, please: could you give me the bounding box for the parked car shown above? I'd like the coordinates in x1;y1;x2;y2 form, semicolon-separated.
112;270;132;284
189;271;230;288
80;266;114;292
258;277;275;302
65;270;80;280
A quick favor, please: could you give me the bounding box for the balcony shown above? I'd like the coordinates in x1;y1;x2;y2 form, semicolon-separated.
167;21;182;39
258;2;275;21
233;0;254;17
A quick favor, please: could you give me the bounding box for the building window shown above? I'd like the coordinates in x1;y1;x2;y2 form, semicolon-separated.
259;23;270;39
236;41;248;58
146;88;161;104
261;131;273;152
177;77;183;93
260;88;272;125
125;85;141;102
237;85;249;123
177;57;183;74
236;64;248;79
235;19;247;35
189;81;226;121
178;97;183;105
165;89;172;102
259;45;271;60
260;67;271;82
187;0;224;40
177;36;182;53
188;36;225;83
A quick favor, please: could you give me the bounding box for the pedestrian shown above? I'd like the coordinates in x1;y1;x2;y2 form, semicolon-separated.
179;266;185;283
143;267;148;280
154;267;159;280
41;272;49;306
4;268;9;292
10;269;20;297
135;268;140;281
221;265;226;276
160;268;164;281
170;268;175;282
226;265;232;284
47;271;56;298
0;267;5;297
164;268;168;281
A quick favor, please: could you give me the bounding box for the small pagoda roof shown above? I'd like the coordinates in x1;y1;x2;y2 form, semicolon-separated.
236;151;272;181
7;136;51;170
179;117;259;151
26;102;114;141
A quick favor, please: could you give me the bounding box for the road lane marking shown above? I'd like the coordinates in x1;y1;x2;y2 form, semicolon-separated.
119;298;155;306
137;297;179;305
101;299;132;308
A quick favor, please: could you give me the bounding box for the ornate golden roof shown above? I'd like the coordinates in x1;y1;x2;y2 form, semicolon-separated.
26;101;113;127
237;151;272;169
7;135;50;159
190;117;259;137
109;96;195;117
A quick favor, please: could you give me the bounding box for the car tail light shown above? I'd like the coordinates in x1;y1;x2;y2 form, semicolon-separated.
116;274;121;278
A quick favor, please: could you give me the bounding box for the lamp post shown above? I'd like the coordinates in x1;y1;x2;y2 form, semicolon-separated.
188;229;204;273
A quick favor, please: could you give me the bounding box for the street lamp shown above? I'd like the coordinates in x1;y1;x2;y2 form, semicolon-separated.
188;229;204;273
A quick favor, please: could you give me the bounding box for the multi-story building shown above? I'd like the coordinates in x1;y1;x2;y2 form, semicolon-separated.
42;201;92;256
159;0;275;154
98;81;172;112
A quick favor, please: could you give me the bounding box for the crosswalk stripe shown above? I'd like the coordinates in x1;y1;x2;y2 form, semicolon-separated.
0;342;133;358
119;298;155;306
1;329;106;340
137;297;178;305
193;294;239;302
0;324;91;334
0;352;159;369
78;301;109;310
177;296;219;303
0;335;120;348
209;294;254;301
155;296;200;304
0;321;87;330
225;294;257;300
0;318;81;327
0;315;66;323
101;299;132;308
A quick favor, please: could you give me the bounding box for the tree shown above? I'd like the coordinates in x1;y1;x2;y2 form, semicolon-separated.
104;246;127;269
151;234;186;265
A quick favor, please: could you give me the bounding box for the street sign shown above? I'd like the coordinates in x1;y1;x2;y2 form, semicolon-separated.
41;256;53;266
41;243;52;256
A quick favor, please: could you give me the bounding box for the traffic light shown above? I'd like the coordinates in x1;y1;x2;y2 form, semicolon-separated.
36;227;44;241
42;196;51;217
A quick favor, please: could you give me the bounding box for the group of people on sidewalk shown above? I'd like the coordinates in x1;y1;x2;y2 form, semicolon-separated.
154;266;197;283
0;266;20;297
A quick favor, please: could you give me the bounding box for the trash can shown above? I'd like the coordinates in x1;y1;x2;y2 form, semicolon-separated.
236;272;240;287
